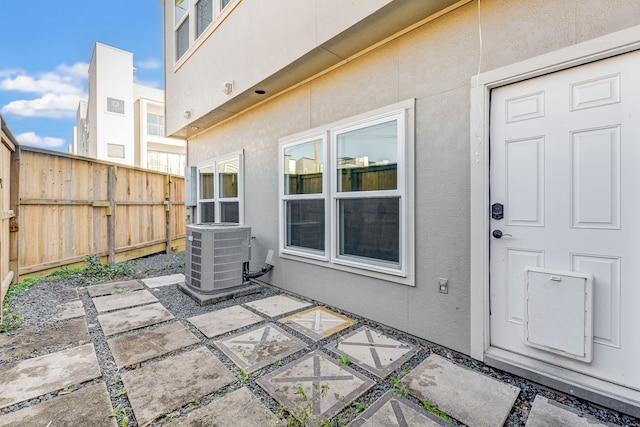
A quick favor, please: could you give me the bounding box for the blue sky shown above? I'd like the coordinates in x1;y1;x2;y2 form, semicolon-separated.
0;0;165;152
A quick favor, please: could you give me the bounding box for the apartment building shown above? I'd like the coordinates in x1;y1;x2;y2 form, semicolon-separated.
70;42;186;175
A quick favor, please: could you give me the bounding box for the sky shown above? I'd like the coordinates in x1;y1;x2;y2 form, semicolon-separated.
0;0;165;152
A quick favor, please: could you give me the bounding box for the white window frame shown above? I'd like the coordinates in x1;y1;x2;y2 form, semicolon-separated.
330;110;407;276
278;100;415;285
173;0;237;63
279;133;329;261
196;151;244;224
147;113;165;137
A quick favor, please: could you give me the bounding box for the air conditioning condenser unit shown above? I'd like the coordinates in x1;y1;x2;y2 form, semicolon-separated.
184;223;251;294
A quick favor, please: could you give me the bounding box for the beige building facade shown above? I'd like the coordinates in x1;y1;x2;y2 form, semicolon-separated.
164;0;640;415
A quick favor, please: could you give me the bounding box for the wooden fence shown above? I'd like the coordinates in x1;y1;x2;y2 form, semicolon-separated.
1;117;18;319
13;146;185;279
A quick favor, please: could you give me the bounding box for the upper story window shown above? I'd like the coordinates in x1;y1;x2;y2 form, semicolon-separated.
147;113;165;137
197;152;243;223
175;0;233;61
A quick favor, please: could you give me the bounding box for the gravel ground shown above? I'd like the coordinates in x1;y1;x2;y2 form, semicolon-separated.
1;252;639;427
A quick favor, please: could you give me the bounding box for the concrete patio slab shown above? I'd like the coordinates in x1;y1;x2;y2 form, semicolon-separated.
55;288;79;302
187;305;264;338
50;300;85;321
86;280;144;297
350;390;450;427
97;302;174;336
92;289;158;313
121;347;236;426
0;317;89;361
326;327;418;378
170;387;279;426
0;343;101;410
107;321;200;368
246;294;312;317
526;395;609;427
0;382;117;427
279;306;356;341
142;273;185;288
399;354;520;427
215;323;307;373
257;350;375;425
178;282;263;305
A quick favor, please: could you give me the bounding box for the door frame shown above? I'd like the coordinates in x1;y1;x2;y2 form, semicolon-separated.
469;26;640;360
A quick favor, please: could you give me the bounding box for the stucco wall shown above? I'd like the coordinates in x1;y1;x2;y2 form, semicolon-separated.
184;0;640;355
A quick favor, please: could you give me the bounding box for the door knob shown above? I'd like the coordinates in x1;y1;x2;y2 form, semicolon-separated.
492;229;512;238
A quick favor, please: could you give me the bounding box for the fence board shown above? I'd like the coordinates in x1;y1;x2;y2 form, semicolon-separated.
14;147;185;278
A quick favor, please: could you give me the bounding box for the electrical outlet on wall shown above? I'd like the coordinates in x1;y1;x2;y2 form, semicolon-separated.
438;278;448;294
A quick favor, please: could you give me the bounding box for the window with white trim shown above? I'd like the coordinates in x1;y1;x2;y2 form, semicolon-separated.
174;0;233;61
281;135;327;258
147;113;165;137
279;106;410;277
197;153;243;223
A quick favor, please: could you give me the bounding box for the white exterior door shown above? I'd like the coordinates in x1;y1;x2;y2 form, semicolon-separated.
489;50;640;391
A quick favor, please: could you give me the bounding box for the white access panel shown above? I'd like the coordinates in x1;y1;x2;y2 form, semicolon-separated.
523;267;594;362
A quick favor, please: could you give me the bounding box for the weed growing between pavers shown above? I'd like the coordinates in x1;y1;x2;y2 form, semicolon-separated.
337;355;351;366
109;405;131;426
236;368;249;382
1;276;45;331
272;383;332;427
0;255;142;332
419;398;453;424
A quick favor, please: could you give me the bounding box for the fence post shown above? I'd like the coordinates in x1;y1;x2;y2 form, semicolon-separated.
107;166;116;264
165;174;172;254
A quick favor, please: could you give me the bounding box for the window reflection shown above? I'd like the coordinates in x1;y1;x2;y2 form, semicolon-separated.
336;120;397;192
284;139;323;195
218;159;238;198
199;165;215;199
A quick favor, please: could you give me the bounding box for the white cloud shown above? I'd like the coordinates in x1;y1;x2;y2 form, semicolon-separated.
56;62;89;80
16;131;66;149
0;62;88;119
136;58;162;69
134;78;161;88
1;93;84;118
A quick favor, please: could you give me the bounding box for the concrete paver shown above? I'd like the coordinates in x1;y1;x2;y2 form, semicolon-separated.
350;390;450;427
97;302;174;336
92;289;159;313
169;387;279;426
51;300;85;321
55;288;80;302
258;350;375;425
400;354;520;427
0;344;101;410
0;317;89;361
0;382;117;427
279;306;356;341
215;323;307;372
107;321;200;368
122;347;236;426
187;305;264;338
526;395;609;427
142;273;185;288
326;327;418;378
86;279;144;297
246;294;312;317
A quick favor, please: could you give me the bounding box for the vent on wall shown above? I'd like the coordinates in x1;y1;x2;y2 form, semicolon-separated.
185;223;251;294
